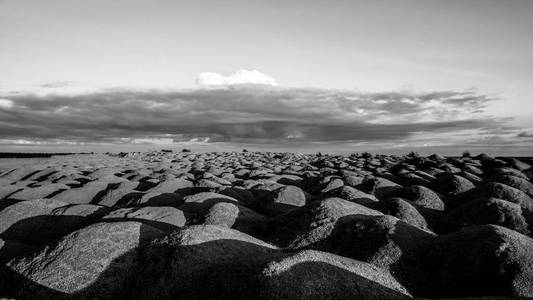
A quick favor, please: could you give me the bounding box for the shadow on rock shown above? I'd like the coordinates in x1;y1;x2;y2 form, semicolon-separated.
2;228;410;300
0;223;161;300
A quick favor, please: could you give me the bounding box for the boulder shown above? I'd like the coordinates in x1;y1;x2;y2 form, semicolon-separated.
260;185;308;215
493;175;533;198
444;197;530;235
5;221;163;299
131;225;277;300
369;198;430;230
364;177;406;200
408;185;445;211
103;206;188;231
433;174;475;196
203;202;267;235
137;178;193;206
254;250;411;299
8;183;70;201
97;181;142;207
0;199;88;245
327;214;435;295
449;182;533;212
0;185;23;200
264;197;382;248
330;185;378;206
487;167;529;181
423;225;533;297
0;165;44;183
51;181;109;204
320;178;344;194
180;192;240;213
0;238;34;263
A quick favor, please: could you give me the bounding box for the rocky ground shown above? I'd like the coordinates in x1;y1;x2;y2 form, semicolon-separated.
0;151;533;299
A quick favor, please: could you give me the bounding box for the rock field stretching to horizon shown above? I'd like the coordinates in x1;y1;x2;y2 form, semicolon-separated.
0;150;533;299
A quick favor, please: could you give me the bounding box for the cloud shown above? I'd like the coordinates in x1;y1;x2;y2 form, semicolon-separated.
40;81;75;88
0;85;517;148
517;131;533;138
196;69;277;87
0;99;13;109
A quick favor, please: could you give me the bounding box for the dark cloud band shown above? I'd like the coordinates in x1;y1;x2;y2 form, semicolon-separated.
0;86;503;144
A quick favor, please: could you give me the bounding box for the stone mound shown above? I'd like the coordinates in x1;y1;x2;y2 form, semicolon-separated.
253;250;411;300
0;199;109;245
4;221;163;299
423;224;533;297
2;152;533;299
444;197;530;235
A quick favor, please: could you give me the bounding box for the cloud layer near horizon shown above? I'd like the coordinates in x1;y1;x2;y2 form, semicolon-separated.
0;85;520;148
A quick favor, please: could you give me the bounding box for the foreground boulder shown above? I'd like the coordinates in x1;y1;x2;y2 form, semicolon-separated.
0;199;109;245
96;181;142;207
264;197;382;248
327;215;435;295
407;185;445;211
493;175;533;198
368;197;430;230
449;182;533;211
330;185;378;206
444;197;530;235
364;177;406;200
423;224;533;297
254;250;410;300
0;185;23;200
433;174;475;196
136;178;193;207
0;238;33;263
51;181;109;204
179;192;240;213
4;222;163;299
131;225;278;300
202;202;267;235
102;206;188;231
8;183;70;201
131;225;409;300
0;165;44;183
257;185;308;215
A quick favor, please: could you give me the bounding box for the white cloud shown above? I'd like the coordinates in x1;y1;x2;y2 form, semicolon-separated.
196;69;277;87
0;99;14;109
130;137;174;145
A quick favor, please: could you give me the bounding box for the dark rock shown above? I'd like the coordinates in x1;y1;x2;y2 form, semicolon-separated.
103;206;188;231
408;185;445;211
203;202;267;235
493;175;533;198
423;225;533;297
433;174;475;196
331;185;378;206
369;197;430;230
450;182;533;212
444;197;530;235
327;215;434;295
260;185;308;215
131;225;278;300
137;178;193;206
5;222;163;299
51;181;109;204
265;197;382;248
8;183;70;200
180;192;240;213
253;250;411;299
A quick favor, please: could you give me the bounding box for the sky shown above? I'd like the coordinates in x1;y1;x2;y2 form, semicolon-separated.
1;0;533;155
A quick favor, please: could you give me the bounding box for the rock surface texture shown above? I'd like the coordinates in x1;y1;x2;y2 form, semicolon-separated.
0;151;532;299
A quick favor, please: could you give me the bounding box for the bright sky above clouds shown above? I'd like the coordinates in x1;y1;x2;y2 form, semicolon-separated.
1;0;532;155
